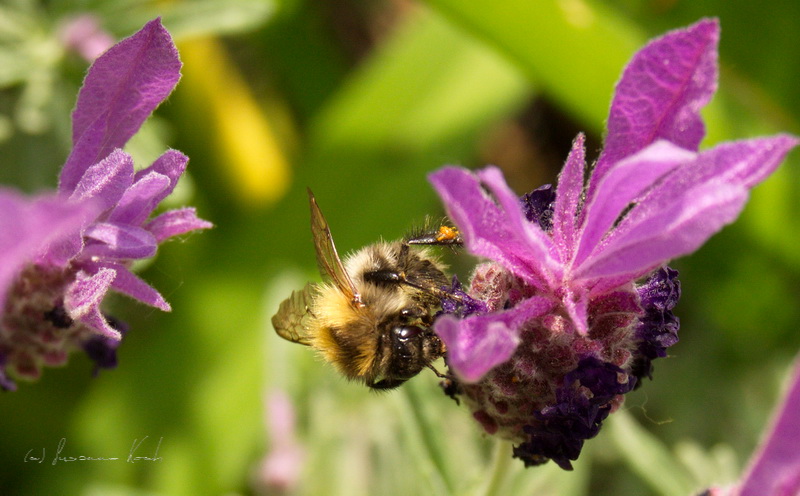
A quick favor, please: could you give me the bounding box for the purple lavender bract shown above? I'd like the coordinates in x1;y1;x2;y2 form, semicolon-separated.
0;19;211;391
430;19;798;468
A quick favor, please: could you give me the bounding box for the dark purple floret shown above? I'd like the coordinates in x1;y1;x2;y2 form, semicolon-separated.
563;356;636;399
513;357;635;470
43;305;74;329
513;426;581;470
0;354;16;391
631;267;681;383
82;336;119;374
440;276;488;318
638;267;681;311
82;315;128;376
520;184;555;231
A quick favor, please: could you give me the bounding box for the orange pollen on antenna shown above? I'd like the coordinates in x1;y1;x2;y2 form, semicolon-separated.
436;226;459;242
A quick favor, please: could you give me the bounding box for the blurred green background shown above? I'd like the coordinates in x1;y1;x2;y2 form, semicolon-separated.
1;0;799;495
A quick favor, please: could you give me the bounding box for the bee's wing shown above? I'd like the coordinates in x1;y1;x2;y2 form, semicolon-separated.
272;283;316;345
307;189;364;307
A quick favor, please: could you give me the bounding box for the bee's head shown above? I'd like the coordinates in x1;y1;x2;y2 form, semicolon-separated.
391;324;438;360
373;309;445;384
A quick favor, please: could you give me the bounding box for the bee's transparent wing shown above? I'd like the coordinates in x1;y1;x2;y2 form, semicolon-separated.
307;188;364;307
272;283;316;346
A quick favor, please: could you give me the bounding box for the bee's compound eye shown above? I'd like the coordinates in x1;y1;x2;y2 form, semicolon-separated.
394;325;423;341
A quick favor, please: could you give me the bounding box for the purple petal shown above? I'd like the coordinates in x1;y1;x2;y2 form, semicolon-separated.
133;149;188;195
61;115;111;194
59;18;181;193
68;149;134;210
77;304;122;340
606;138;797;249
110;266;170;311
639;137;797;227
35;235;85;267
574;141;694;268
145;207;213;242
0;191;97;308
590;19;719;196
738;357;800;496
586;273;645;299
435;296;555;383
108;171;170;225
85;261;170;311
65;269;115;320
576;135;797;283
564;288;590;335
633;136;798;207
477;167;560;280
436;315;519;384
575;182;747;282
704;135;799;189
83;222;157;259
552;134;585;262
429;167;556;290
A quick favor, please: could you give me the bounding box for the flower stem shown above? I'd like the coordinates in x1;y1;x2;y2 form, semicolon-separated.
398;385;454;495
475;440;512;496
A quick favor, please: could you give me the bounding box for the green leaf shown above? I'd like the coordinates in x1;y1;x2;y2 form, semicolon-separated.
419;0;644;130
310;7;530;154
156;0;278;39
606;410;698;496
94;0;277;39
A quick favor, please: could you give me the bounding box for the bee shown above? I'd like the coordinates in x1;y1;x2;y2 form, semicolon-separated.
271;189;462;390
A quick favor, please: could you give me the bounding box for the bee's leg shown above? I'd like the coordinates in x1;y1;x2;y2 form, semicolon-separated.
364;269;465;303
427;364;462;405
406;225;462;246
426;363;447;379
439;376;462;405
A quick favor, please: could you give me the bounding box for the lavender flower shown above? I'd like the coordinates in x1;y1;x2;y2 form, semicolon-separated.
59;14;115;62
255;391;307;494
430;19;798;469
0;19;211;391
702;357;800;496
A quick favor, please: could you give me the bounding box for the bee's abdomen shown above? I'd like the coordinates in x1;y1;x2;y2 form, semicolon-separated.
311;284;380;382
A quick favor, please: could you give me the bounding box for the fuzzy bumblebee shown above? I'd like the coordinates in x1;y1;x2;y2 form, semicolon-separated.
272;190;460;390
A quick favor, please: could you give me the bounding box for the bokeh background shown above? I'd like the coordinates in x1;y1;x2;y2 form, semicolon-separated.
1;0;799;495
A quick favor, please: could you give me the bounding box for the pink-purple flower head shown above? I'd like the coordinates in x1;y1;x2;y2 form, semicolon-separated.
0;19;211;391
430;19;798;469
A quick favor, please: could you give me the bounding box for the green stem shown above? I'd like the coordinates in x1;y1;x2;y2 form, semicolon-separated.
400;385;454;495
475;440;512;496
